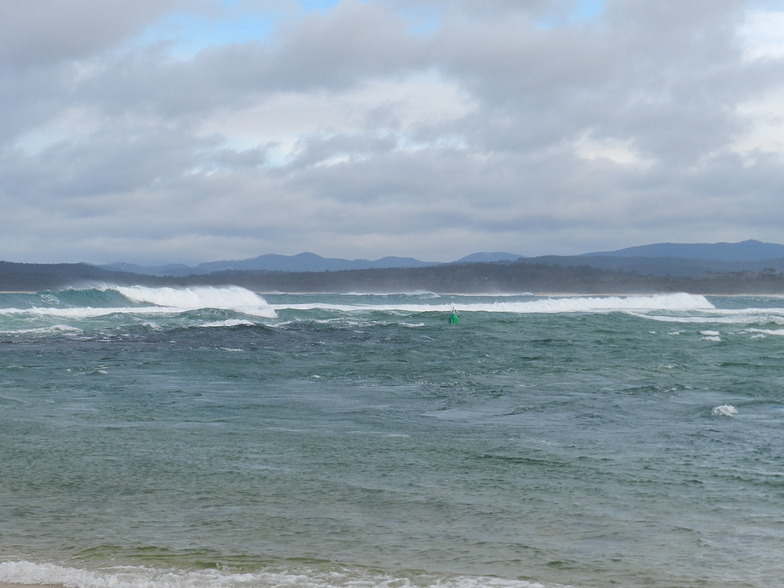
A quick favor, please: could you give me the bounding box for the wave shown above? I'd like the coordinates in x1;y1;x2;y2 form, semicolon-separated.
0;286;277;319
0;559;546;588
113;285;276;317
630;306;784;326
9;290;784;332
712;404;739;417
747;328;784;337
272;293;715;315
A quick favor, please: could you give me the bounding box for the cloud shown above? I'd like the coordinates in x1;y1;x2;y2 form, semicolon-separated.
2;0;784;264
0;0;185;65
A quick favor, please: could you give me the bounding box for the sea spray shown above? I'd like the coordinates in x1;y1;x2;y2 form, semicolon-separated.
271;292;715;315
113;285;277;317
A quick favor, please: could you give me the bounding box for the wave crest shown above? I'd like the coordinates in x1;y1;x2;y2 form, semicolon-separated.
712;404;738;417
0;559;540;588
112;285;277;317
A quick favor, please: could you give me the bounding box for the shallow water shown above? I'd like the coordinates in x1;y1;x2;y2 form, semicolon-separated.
1;287;783;587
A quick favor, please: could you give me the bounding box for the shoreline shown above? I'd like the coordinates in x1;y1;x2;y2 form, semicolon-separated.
0;585;62;588
1;289;783;297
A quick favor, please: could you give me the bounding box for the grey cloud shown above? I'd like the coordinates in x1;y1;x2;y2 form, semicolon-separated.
268;1;426;88
0;0;190;143
2;0;784;263
10;122;215;199
0;0;187;66
73;1;425;122
405;0;784;171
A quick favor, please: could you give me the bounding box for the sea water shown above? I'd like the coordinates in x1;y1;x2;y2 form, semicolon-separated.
1;286;783;588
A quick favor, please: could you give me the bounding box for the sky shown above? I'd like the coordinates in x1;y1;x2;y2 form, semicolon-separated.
3;0;784;264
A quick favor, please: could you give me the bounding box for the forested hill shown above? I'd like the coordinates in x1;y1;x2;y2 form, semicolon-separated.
0;262;149;292
584;239;784;261
2;259;784;294
531;254;784;278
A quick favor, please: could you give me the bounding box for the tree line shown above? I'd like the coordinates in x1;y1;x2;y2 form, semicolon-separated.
2;259;784;294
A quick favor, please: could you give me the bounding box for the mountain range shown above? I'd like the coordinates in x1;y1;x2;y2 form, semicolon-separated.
584;240;784;262
3;240;784;294
102;253;440;276
100;240;784;277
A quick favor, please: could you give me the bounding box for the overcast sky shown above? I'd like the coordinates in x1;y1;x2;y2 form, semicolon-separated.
3;0;784;264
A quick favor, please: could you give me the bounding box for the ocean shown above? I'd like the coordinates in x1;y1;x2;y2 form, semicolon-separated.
1;285;783;588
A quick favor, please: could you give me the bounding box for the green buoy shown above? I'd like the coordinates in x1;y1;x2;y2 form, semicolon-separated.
448;309;460;324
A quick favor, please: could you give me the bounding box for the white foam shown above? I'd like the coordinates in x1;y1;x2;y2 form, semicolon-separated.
636;306;784;326
273;293;715;315
700;330;721;342
341;290;441;297
712;404;739;417
746;328;784;337
1;324;84;335
114;286;277;317
200;319;256;328
0;286;277;321
504;293;714;313
0;560;560;588
0;306;164;319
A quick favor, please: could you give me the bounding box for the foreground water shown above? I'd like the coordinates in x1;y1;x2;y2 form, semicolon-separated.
1;286;783;588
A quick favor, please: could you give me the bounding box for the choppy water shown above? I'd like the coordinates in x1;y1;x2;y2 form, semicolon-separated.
1;286;783;588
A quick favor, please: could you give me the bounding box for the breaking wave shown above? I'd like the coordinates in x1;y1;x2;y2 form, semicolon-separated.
113;285;276;317
0;559;546;588
275;292;715;314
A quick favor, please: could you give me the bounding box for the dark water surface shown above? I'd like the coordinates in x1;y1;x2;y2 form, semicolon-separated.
1;287;783;587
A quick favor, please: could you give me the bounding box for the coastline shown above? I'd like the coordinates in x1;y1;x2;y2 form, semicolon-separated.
2;288;781;297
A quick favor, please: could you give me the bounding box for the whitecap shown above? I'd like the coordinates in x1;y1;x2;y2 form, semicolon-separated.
273;293;716;315
700;330;721;341
6;324;83;336
0;560;549;588
746;328;784;337
200;319;256;328
712;404;738;417
114;285;277;318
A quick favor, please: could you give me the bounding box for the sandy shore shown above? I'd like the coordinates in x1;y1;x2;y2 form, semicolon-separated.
0;584;63;588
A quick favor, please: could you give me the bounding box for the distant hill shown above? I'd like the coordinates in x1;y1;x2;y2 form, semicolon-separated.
456;252;522;263
101;262;195;276
102;252;440;276
195;252;438;273
0;261;166;291
533;254;784;278
94;240;784;280
585;240;784;262
4;242;784;293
